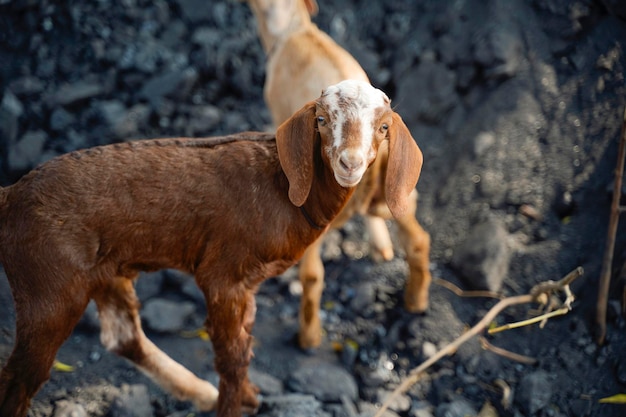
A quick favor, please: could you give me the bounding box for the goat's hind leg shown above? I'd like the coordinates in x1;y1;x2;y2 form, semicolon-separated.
365;215;394;262
0;268;90;417
396;190;432;313
93;276;218;411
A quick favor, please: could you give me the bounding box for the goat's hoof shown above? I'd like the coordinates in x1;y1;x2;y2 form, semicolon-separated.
370;247;394;263
190;382;219;411
193;396;218;412
241;392;260;415
297;329;322;350
404;299;428;315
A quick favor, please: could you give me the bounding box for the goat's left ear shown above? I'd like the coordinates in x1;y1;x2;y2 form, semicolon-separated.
276;101;318;207
304;0;319;16
385;112;423;219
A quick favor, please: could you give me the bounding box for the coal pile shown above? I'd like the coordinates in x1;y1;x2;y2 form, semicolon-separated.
1;0;626;416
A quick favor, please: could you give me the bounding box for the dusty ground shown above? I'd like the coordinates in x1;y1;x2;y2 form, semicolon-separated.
1;0;626;416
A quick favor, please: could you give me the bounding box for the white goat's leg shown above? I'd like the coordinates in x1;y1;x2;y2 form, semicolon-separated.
395;190;432;313
95;278;218;412
298;235;325;349
365;215;394;262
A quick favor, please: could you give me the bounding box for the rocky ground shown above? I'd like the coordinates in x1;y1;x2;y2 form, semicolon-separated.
1;0;626;416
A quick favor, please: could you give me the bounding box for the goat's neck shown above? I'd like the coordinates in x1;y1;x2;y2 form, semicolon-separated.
256;5;313;55
300;159;354;231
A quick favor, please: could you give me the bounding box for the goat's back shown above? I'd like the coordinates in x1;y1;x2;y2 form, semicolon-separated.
0;135;296;276
266;27;369;125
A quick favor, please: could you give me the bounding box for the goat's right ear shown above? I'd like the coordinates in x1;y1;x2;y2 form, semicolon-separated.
276;101;318;207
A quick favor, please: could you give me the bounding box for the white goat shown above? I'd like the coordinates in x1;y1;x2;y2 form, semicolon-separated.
248;0;432;349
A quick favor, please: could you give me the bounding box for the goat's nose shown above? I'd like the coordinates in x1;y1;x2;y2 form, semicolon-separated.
339;151;364;172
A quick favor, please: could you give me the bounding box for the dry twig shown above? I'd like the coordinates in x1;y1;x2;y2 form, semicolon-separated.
373;267;583;417
596;105;626;345
493;378;512;409
488;306;570;334
479;336;537;365
434;278;503;299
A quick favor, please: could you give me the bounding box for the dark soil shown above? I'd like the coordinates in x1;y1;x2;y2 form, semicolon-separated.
1;0;626;416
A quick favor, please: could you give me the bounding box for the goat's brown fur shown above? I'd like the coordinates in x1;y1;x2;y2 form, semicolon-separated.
0;86;422;417
248;0;433;348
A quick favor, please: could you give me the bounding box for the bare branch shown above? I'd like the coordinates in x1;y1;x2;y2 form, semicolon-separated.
434;278;504;299
488;306;569;334
596;105;626;345
479;337;537;365
372;267;582;417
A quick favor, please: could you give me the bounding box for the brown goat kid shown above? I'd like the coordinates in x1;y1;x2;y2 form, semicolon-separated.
247;0;433;348
0;80;423;417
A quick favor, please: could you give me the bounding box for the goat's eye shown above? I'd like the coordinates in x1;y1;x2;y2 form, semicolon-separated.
317;116;326;126
380;123;389;133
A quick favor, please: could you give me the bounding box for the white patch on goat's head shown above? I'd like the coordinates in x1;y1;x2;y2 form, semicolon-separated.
316;80;392;188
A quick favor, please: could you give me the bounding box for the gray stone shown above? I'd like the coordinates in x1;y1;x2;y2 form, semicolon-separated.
1;90;24;118
473;131;496;158
109;384;153;417
160;19;188;48
175;0;215;23
451;216;510;292
473;24;523;80
135;271;165;301
394;58;458;125
376;389;411;413
358;402;400;417
288;362;358;402
249;367;284;395
514;370;553;415
98;100;151;139
321;228;343;261
141;298;196;333
8;130;47;171
181;278;205;304
188;105;221;134
8;75;45;95
50;107;76;131
410;402;435;417
350;282;376;313
435;397;477;417
46;81;104;107
259;394;330;417
191;26;221;47
52;400;88;417
98;100;127;127
139;68;198;107
0;91;22;146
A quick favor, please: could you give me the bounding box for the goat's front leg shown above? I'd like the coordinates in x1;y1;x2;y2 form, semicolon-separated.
203;282;259;417
396;190;432;313
0;267;90;417
298;235;325;349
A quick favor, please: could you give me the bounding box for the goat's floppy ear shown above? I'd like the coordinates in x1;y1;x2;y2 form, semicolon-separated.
304;0;319;16
385;112;423;219
276;101;318;207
